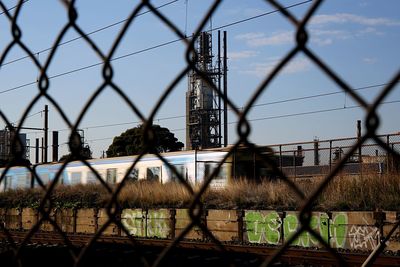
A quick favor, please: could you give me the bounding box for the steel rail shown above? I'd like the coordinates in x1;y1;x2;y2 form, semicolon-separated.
1;231;399;267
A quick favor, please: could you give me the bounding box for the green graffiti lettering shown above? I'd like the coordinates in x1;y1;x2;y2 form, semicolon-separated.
319;213;330;245
306;215;320;246
245;211;265;243
245;211;282;244
331;213;347;248
146;210;170;238
284;214;300;246
122;210;144;237
265;212;280;245
284;214;321;247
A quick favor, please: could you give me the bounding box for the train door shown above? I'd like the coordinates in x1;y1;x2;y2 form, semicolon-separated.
70;172;82;185
167;164;188;183
3;175;12;191
106;168;117;184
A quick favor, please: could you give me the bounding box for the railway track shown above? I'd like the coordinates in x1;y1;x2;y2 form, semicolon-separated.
1;231;399;266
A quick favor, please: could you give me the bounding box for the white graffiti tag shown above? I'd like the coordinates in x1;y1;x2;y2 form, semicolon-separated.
349;223;380;250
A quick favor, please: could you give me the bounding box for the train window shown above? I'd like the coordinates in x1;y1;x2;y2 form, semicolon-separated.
16;174;29;189
40;173;50;185
128;168;139;182
4;175;12;190
71;172;82;184
146;167;160;182
87;171;99;184
106;168;117;184
216;164;227;180
204;163;226;180
168;165;186;182
204;163;211;178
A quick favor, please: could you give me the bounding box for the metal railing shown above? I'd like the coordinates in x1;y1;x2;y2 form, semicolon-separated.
268;133;400;178
1;1;399;266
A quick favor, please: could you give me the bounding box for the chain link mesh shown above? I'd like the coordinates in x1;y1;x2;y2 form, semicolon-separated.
1;0;399;266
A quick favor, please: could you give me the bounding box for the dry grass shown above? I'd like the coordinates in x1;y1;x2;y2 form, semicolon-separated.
0;173;399;210
118;181;193;208
316;173;400;211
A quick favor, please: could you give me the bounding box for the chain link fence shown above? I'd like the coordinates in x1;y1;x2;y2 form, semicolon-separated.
1;0;400;266
268;133;400;178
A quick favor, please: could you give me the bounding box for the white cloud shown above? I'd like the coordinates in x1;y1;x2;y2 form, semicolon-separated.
235;31;293;47
240;57;311;78
310;13;400;27
356;27;384;36
309;29;351;46
243;8;265;17
363;57;377;64
235;32;265;41
229;50;258;60
235;13;398;49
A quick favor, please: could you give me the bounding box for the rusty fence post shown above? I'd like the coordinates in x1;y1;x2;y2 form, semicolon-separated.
236;210;244;244
374;211;386;242
279;211;286;245
17;208;22;231
117;209;122;237
169;209;176;240
144;209;149;238
202;209;208;241
327;211;332;247
94;208;99;233
73;208;77;234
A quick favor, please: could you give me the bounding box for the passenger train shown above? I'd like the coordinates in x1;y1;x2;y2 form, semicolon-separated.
1;147;264;191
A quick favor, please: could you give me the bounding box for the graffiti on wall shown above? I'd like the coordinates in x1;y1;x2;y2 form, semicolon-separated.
120;209;380;250
244;211;348;248
348;217;380;250
122;209;170;238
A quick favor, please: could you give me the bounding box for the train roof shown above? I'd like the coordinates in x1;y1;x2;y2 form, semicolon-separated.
0;144;274;171
0;147;232;170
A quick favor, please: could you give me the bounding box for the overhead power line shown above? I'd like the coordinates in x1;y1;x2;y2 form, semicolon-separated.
0;0;179;67
0;0;313;95
0;0;29;16
81;98;400;144
17;81;397;134
55;81;397;131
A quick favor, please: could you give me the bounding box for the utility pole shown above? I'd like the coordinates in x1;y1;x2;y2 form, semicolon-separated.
52;131;58;162
223;31;228;147
44;105;48;163
218;31;222;147
357;120;362;163
35;138;39;164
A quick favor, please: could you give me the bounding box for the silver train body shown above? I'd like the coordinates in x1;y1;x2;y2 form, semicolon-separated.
0;149;232;191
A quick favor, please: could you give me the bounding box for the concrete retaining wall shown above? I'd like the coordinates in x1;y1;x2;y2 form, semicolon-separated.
0;208;398;252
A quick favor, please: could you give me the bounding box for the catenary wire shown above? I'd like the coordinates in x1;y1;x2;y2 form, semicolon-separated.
17;81;397;134
46;98;400;144
0;0;29;16
0;0;179;67
0;0;313;95
58;81;400;132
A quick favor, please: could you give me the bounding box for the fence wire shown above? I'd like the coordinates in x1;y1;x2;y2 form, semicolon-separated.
0;0;399;267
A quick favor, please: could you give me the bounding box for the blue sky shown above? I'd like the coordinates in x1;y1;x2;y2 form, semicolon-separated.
0;0;399;159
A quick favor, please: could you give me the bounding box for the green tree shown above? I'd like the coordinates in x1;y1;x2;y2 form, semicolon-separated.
59;131;92;162
59;146;92;162
106;124;184;157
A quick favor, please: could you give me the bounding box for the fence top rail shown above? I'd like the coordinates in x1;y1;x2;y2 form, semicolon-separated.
265;132;400;149
276;141;400;154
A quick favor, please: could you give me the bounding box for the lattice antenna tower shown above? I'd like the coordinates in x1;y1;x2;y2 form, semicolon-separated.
186;31;227;150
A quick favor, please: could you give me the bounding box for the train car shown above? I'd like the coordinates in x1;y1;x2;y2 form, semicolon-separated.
0;149;233;191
